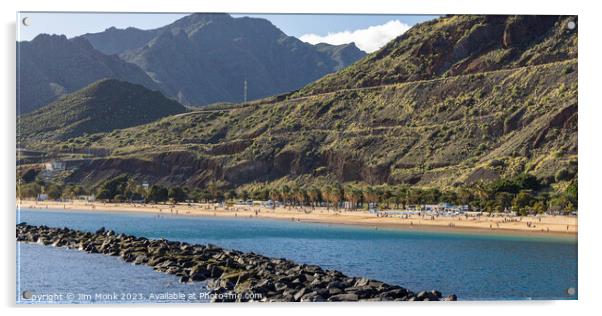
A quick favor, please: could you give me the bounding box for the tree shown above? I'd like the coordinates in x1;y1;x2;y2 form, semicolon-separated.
46;184;62;200
472;182;491;206
168;187;188;203
225;189;237;202
281;185;291;206
147;185;168;203
124;178;141;200
456;188;473;205
294;187;308;206
363;186;378;208
96;175;129;201
494;192;514;211
329;185;343;210
207;182;222;201
240;190;250;201
423;188;442;204
321;186;332;210
270;189;282;203
512;191;535;215
514;174;541;191
440;190;457;205
406;188;424;206
344;185;362;210
195;189;212;203
565;180;577;208
96;188;112;201
379;186;393;208
113;194;125;203
393;185;408;209
307;186;321;208
18;182;41;199
532;200;547;214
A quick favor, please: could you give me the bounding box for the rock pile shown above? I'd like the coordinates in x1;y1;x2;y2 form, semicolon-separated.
16;223;457;302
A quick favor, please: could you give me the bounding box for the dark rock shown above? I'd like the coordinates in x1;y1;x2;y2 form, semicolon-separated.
274;282;288;292
293;288;306;301
15;224;454;302
443;294;458;301
328;293;359;302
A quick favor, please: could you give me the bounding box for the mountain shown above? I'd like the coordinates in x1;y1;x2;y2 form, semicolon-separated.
24;15;577;191
18;79;186;144
79;13;366;105
17;34;161;114
298;15;577;95
314;43;368;71
81;26;158;56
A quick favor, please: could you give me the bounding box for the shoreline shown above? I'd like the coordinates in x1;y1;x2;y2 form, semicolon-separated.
17;200;577;240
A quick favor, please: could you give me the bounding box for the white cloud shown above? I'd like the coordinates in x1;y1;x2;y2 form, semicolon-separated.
299;20;411;53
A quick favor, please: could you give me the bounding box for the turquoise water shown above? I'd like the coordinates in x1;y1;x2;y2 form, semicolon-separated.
17;208;578;301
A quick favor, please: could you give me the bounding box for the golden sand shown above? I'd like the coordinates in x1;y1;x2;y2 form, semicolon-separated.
18;200;577;238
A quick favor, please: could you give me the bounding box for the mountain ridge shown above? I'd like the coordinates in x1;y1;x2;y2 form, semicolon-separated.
79;13;367;106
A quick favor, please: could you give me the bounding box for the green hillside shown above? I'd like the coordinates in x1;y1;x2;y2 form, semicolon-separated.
18;79;186;144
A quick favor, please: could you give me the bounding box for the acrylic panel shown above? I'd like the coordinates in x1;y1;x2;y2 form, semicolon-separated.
16;12;578;303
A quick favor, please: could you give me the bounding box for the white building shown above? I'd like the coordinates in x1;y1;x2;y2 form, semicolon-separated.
77;195;96;202
45;160;65;171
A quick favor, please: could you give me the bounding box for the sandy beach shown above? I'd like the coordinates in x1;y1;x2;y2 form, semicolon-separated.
18;200;577;238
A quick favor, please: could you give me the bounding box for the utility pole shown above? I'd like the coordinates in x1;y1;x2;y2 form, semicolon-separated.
243;79;248;103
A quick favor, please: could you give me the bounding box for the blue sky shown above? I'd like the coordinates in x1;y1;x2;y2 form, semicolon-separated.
17;12;436;52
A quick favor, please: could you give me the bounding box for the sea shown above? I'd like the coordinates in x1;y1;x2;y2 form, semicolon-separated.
16;208;578;303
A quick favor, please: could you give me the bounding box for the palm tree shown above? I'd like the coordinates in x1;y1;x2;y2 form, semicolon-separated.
379;185;393;209
207;182;221;202
296;187;308;207
270;189;281;204
363;186;378;209
225;189;237;202
344;185;363;210
472;181;491;209
240;189;250;201
394;185;408;209
281;185;291;206
322;186;332;210
307;186;321;209
329;185;344;211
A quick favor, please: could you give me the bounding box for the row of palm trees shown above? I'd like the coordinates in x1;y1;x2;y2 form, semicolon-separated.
227;183;471;211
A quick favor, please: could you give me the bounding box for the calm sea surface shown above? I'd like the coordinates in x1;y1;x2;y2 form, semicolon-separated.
16;208;577;302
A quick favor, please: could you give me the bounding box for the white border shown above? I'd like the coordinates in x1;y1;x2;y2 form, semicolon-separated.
2;1;599;316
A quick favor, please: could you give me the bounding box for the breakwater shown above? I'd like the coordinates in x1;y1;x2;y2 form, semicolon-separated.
16;223;456;302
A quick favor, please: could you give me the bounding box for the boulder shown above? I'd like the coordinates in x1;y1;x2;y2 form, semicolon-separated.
327;293;359;302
